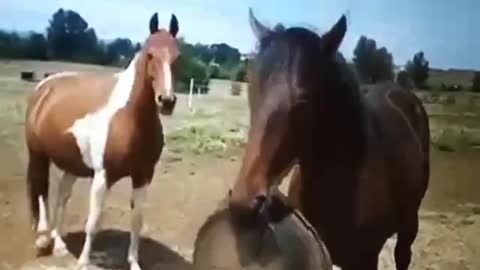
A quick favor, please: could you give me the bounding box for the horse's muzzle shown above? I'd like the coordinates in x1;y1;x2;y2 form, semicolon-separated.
228;190;270;228
158;94;177;115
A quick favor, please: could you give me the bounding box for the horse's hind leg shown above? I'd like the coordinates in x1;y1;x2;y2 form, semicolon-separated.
50;172;76;257
394;213;419;270
26;150;51;254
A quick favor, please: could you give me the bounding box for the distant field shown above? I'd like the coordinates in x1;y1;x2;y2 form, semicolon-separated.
428;68;476;89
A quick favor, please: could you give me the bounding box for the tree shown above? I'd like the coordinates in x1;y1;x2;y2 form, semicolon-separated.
210;43;241;66
233;60;247;82
0;30;26;58
46;8;98;62
472;72;480;93
24;33;48;60
396;70;412;89
105;38;135;66
336;52;359;89
405;51;429;88
173;39;211;93
373;47;394;81
353;36;394;83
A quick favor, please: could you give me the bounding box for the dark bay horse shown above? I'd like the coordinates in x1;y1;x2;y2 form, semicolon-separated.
230;8;430;270
25;13;180;270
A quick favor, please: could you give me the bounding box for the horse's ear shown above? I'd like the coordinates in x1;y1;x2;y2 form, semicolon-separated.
149;12;159;34
248;8;272;40
323;14;347;55
169;14;179;38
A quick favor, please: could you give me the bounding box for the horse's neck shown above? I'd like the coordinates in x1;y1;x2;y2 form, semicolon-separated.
126;53;158;119
298;83;367;193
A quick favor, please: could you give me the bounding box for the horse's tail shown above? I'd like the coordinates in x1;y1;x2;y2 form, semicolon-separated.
26;148;50;239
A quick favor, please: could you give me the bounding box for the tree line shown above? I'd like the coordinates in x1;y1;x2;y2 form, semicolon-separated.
0;8;245;93
0;8;478;93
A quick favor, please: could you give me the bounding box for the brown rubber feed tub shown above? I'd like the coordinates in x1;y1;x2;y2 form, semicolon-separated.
192;198;333;270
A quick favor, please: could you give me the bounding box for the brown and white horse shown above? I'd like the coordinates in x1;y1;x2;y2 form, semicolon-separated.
25;13;180;270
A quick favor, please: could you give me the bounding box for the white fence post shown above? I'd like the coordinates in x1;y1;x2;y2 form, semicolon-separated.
188;78;194;111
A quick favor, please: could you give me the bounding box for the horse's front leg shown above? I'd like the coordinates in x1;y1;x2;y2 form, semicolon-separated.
128;174;150;270
78;169;109;269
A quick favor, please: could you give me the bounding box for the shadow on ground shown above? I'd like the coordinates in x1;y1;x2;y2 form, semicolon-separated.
64;229;192;270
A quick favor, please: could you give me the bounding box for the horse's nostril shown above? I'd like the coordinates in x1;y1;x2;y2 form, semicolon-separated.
157;95;163;103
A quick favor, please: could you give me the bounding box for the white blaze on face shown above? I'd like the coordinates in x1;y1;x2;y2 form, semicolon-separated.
163;59;172;97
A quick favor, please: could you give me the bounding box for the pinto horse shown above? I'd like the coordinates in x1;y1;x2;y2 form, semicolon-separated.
230;9;430;270
25;13;180;270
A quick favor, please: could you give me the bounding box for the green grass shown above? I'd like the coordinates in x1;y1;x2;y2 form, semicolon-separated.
432;127;480;152
166;124;246;154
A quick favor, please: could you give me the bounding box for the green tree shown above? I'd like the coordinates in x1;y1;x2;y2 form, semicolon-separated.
174;39;210;93
106;38;135;66
210;43;241;66
353;36;394;83
0;30;25;58
46;8;99;62
396;70;411;89
233;60;247;82
24;33;48;60
336;52;358;89
405;51;429;88
472;72;480;93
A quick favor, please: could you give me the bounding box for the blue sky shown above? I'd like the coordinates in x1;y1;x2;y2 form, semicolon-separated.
0;0;479;69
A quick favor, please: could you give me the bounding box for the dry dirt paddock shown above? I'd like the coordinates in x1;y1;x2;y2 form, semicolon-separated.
0;60;479;270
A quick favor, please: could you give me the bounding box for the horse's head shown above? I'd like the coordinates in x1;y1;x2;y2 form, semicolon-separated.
229;8;348;219
143;12;180;115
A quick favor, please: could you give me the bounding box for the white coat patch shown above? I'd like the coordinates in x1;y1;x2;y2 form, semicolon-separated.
66;54;139;170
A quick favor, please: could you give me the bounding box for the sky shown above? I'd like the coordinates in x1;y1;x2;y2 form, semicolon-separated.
0;0;479;70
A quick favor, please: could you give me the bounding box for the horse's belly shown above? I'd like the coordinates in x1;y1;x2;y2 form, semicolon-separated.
42;132;94;177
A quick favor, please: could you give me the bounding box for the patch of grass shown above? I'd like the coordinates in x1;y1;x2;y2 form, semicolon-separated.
432;127;480;152
166;124;247;154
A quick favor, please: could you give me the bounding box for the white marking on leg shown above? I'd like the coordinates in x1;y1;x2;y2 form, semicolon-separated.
163;60;172;97
35;195;51;249
50;173;76;257
128;185;147;270
78;170;108;267
34;71;79;91
37;195;48;232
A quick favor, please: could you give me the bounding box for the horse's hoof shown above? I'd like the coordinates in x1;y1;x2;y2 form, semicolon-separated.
35;235;53;257
130;261;142;270
35;234;51;248
53;242;69;257
77;257;89;270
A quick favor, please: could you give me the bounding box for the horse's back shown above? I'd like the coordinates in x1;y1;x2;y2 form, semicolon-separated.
363;82;430;201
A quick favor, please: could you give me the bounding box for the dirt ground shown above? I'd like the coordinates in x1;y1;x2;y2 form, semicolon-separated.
0;61;479;269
